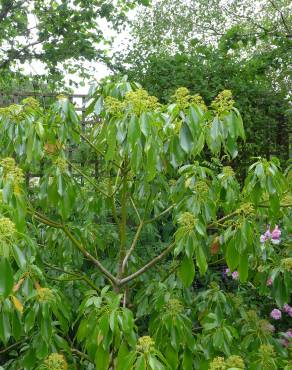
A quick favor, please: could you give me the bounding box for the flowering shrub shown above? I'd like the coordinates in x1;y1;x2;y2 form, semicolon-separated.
0;78;291;369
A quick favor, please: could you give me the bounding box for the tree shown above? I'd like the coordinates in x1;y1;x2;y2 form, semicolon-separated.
0;0;148;88
114;0;292;170
0;78;291;369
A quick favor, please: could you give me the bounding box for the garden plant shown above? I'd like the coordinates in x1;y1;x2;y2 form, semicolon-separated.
0;79;291;369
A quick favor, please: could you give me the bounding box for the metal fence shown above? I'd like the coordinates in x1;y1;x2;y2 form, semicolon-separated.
0;91;88;126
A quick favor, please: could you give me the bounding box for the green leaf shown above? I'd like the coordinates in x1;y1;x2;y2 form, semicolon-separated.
128;115;141;146
179;122;193;153
213;330;224;348
238;253;248;282
178;256;195;287
105;122;117;161
24;308;36;333
149;356;164;370
193;131;205;156
140;112;150;136
117;342;135;370
182;349;193;370
165;346;178;369
12;245;26;269
95;345;110;370
135;356;146;370
226;239;239;270
210;117;220;141
195;245;207;275
0;258;14;299
0;312;11;344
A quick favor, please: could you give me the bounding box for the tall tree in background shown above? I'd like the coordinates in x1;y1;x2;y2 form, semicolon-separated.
0;0;149;90
115;0;291;168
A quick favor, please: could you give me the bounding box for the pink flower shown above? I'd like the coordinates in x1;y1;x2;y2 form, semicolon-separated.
223;268;230;277
266;278;273;286
283;304;292;316
264;225;271;239
271;225;281;240
270;309;282;320
232;271;239;280
286;329;292;338
280;339;289;347
260;234;266;243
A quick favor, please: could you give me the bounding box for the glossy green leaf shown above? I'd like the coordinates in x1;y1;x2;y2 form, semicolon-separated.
178;255;195;287
0;258;14;299
95;345;110;370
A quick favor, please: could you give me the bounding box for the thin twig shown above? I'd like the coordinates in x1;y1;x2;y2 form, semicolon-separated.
28;208;118;286
120;242;176;285
144;204;175;224
121;221;144;274
130;196;141;222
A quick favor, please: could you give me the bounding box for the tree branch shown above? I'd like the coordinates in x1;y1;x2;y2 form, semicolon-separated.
65;158;108;197
0;40;43;69
120;242;176;285
144;204;175;224
268;0;291;35
121;221;144;274
117;171;128;279
28;209;118;286
73;128;122;170
43;261;100;291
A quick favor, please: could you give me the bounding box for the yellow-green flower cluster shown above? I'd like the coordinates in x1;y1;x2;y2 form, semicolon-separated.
0;157;24;192
167;299;183;315
194;180;209;197
169;179;177;187
0;217;16;238
231;294;243;309
281;258;292;271
209;355;245;369
37;287;55;303
209;356;226;370
222;166;235;178
22;97;40;110
211;90;234;114
0;104;24;121
43;353;68;370
246;310;258;321
225;355;245;369
173;87;191;110
136;336;155;354
191;93;208;112
104;96;124;116
236;202;254;216
259;319;275;334
258;344;276;358
173;87;207;111
125;88;160;115
281;194;292;206
54;158;68;173
105;89;160;116
178;212;197;232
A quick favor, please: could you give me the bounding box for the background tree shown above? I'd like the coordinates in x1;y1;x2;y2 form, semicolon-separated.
0;0;149;90
114;0;292;169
